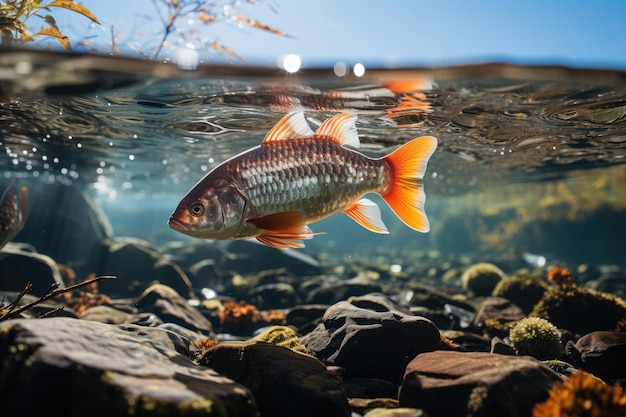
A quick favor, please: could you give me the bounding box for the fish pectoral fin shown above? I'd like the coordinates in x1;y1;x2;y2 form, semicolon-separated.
343;198;389;234
248;210;323;249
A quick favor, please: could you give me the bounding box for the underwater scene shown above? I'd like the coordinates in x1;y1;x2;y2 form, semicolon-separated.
1;2;626;417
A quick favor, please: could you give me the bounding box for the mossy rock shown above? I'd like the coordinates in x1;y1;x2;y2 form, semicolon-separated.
461;262;506;297
531;284;626;336
493;275;549;314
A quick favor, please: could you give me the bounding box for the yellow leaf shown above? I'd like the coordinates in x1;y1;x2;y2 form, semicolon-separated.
46;0;100;24
31;26;70;50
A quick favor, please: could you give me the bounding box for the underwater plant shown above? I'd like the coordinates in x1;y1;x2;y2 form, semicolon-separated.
260;309;287;326
509;317;563;360
492;274;549;314
252;325;310;354
0;0;100;49
532;370;626;417
461;262;506;297
547;265;576;286
219;299;259;335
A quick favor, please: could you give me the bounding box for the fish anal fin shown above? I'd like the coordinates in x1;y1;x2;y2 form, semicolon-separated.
248;210;323;249
343;198;389;234
382;136;437;232
313;112;360;148
262;111;314;143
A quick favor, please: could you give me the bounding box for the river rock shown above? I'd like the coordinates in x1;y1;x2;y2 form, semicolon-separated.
567;330;626;381
398;350;563;417
12;182;113;277
301;300;441;383
89;237;194;298
200;340;350;417
0;317;257;416
135;283;214;336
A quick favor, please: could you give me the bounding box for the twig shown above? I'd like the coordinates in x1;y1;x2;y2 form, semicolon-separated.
0;275;116;321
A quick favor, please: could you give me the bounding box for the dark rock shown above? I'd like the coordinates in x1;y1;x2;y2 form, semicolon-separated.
79;304;163;326
12;182;112;277
188;258;225;292
285;304;328;333
224;239;323;276
302;275;383;304
441;330;491;352
398;351;563;417
568;330;626;381
473;296;526;337
0;244;64;296
301;301;441;383
161;240;228;272
348;292;411;314
248;282;300;309
343;377;397;399
586;269;626;298
135;283;214;335
91;237;194;298
0;317;257;416
401;281;475;312
201;341;350;417
440;330;491;352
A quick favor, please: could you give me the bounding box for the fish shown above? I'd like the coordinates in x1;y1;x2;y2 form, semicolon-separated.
0;182;29;250
168;111;437;249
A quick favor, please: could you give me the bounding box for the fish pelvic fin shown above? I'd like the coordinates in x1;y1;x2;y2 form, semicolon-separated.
382;136;438;232
313;112;360;148
262;111;314;143
343;198;389;234
247;210;324;249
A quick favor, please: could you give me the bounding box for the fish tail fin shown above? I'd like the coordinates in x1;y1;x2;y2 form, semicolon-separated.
381;136;437;232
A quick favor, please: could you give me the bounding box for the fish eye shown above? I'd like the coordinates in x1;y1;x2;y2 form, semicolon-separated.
189;202;204;217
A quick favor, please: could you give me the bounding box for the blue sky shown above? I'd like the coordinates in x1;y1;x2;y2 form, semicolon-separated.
49;1;626;69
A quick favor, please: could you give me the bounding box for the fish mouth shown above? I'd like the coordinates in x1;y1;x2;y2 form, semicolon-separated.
168;217;187;231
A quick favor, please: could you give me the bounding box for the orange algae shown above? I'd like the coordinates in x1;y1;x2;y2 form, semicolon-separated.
533;371;626;417
547;266;575;287
219;300;259;334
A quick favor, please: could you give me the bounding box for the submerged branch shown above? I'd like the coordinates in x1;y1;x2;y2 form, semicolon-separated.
0;275;116;321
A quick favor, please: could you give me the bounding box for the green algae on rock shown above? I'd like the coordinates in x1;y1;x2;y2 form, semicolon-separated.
509;317;563;360
461;262;506;297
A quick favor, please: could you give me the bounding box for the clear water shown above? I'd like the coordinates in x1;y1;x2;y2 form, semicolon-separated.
2;49;626;268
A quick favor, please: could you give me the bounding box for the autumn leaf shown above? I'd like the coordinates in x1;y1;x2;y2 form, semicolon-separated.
234;16;292;38
29;26;70;50
45;0;100;25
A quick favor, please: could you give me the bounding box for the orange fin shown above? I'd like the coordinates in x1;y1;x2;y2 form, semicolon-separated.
343;198;389;234
382;136;437;232
381;77;432;94
313;112;360;148
247;210;323;249
262;111;314;143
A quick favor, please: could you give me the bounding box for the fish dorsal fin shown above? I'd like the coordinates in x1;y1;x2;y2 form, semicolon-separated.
343;198;389;234
313;112;360;148
247;210;324;249
262;111;314;144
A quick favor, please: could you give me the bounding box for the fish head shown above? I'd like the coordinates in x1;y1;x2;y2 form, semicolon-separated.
168;178;249;240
